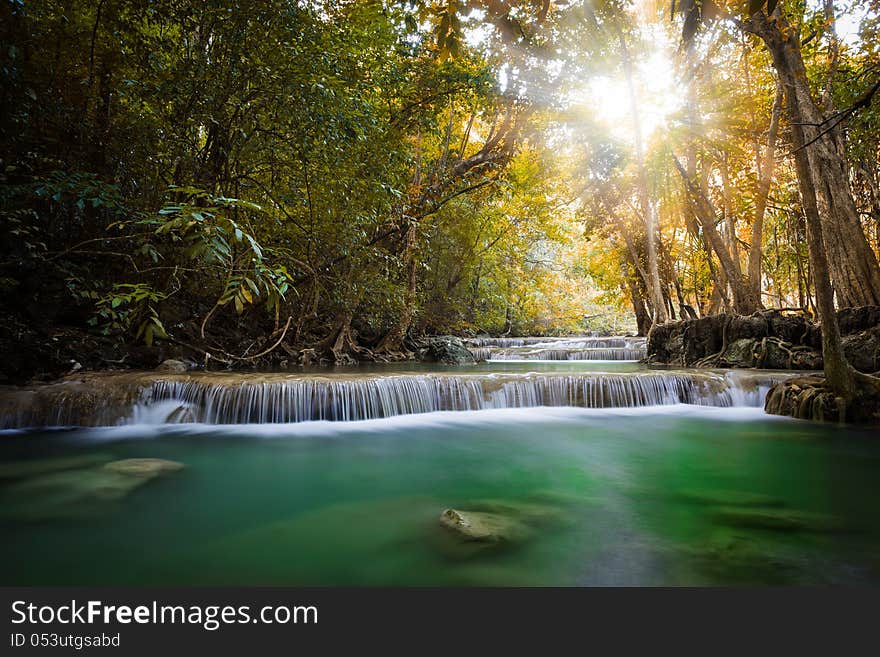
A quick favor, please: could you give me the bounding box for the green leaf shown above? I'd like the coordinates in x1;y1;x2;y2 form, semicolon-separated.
748;0;765;15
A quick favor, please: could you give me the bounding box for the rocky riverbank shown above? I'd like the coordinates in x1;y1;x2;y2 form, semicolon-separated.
645;307;880;372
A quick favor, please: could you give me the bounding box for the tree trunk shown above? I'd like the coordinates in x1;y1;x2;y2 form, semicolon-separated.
746;12;880;309
748;81;783;306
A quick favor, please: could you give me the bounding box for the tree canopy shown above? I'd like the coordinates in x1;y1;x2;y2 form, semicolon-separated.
1;0;879;383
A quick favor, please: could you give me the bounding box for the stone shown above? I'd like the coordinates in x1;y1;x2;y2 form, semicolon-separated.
439;508;529;543
756;338;791;369
155;359;188;373
0;458;184;520
837;306;880;335
645;308;880;371
419;336;476;365
842;326;880;373
721;338;758;368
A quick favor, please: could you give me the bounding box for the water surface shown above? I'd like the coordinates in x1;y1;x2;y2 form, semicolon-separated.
2;404;878;586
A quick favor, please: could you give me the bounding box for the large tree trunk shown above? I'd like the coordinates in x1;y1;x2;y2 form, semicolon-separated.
746;12;880;309
744;11;880;396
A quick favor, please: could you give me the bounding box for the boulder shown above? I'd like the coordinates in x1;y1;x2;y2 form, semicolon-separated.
155;359;188;373
756;338;791;369
837;306;880;335
842;326;880;374
438;508;529;543
419;337;476;365
646;307;880;371
0;458;184;520
721;338;758;368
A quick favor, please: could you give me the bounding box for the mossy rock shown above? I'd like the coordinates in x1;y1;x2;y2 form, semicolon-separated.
419;337;476;365
721;338;758;368
0;458;184;520
439;508;530;543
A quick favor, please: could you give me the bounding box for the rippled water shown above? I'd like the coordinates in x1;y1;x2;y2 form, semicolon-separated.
2;404;879;586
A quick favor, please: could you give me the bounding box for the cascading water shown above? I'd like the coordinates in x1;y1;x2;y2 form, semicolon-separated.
0;368;794;428
465;336;647;361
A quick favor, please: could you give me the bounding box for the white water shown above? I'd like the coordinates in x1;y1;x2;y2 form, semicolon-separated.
0;334;799;429
465;336;647;362
123;370;789;425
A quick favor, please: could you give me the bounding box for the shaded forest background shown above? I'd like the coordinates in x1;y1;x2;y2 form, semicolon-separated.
1;0;879;383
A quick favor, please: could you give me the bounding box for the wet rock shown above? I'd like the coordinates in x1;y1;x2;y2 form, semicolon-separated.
156;359;188;373
0;458;184;520
713;507;848;533
837;306;880;335
439;508;529;543
647;308;879;371
842;327;880;374
789;348;823;370
721;338;758;368
419;337;476;365
757;338;791;369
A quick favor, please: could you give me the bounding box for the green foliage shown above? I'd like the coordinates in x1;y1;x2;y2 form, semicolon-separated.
90;283;167;346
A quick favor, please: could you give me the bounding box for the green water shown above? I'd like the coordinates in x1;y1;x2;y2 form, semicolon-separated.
2;405;879;586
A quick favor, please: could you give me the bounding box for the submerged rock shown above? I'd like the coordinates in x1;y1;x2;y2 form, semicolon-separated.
419;337;476;365
439;508;529;543
0;458;184;520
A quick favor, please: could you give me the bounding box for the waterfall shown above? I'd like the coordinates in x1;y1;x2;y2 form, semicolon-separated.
0;369;792;428
133;371;785;424
465;336;646;349
465;336;648;361
485;348;646;361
